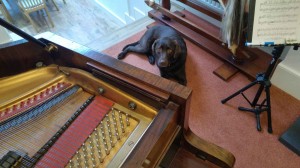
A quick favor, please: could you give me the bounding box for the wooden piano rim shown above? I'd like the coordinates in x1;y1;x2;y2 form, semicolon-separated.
0;33;237;168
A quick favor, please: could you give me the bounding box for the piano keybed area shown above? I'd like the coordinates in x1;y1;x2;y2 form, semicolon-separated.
0;66;156;168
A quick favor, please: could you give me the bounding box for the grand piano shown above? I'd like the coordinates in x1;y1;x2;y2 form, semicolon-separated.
0;1;236;167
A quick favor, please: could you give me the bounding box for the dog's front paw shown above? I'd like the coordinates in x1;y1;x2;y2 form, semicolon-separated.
117;52;126;60
148;55;155;65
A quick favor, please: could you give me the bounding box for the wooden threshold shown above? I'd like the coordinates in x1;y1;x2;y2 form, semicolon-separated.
213;63;239;81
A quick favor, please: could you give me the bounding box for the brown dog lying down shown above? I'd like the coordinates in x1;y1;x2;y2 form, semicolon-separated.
117;25;187;85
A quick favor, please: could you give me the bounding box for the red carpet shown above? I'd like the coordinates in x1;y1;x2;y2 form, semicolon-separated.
102;30;300;168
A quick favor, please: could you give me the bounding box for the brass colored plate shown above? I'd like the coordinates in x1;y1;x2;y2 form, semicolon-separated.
0;65;157;167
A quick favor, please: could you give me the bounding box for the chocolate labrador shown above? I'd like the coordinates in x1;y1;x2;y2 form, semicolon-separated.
117;25;187;85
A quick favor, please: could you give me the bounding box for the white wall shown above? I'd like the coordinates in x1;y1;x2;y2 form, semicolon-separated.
95;0;152;25
272;47;300;100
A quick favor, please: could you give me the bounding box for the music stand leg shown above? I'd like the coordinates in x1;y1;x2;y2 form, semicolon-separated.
221;81;258;104
265;84;273;133
221;46;284;133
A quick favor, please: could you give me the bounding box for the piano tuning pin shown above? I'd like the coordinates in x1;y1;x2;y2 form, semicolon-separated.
99;156;104;163
126;114;130;126
29;98;34;104
8;106;13;113
96;145;103;160
43;91;47;97
17;103;21;109
121;123;125;133
49;88;53;94
36;94;40;100
116;133;120;141
54;84;59;91
105;148;110;155
56;82;60;88
91;157;95;161
24;101;28;107
69;160;74;167
1;111;5;117
112;109;116;117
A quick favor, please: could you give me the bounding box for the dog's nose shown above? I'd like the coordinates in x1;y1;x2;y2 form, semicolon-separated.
158;59;169;67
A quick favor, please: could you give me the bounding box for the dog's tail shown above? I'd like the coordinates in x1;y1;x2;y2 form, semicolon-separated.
122;41;139;51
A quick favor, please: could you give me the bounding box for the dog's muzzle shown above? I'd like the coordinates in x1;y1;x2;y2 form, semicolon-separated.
157;58;170;67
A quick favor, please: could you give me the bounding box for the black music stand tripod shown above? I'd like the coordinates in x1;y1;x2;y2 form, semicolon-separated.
221;45;285;133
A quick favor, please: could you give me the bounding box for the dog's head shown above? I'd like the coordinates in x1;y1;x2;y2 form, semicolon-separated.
152;37;181;68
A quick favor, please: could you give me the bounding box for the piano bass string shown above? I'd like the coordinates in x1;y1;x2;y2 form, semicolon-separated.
0;66;155;168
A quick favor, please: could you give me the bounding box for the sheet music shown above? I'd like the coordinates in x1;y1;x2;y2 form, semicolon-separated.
250;0;300;45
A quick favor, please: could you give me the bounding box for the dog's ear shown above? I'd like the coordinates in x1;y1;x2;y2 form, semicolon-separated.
172;40;181;60
152;39;159;55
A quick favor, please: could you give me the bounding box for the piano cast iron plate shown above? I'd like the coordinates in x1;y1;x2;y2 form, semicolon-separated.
0;65;157;168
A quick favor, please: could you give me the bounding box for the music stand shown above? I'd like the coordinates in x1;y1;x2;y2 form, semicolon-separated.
221;0;300;133
221;45;284;133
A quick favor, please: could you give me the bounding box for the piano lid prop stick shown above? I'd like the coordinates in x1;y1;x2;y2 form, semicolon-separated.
0;18;58;56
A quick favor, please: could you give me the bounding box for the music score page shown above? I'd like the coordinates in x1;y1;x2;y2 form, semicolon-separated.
250;0;300;45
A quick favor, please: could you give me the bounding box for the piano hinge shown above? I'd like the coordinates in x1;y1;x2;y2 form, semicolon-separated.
57;66;70;76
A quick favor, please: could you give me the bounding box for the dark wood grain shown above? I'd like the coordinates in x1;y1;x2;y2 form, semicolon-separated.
123;102;179;167
169;148;220;168
183;129;235;168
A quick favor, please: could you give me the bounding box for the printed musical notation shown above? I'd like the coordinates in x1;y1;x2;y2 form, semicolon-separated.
250;0;300;45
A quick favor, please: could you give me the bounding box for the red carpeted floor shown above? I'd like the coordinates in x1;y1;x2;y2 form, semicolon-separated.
102;30;300;168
